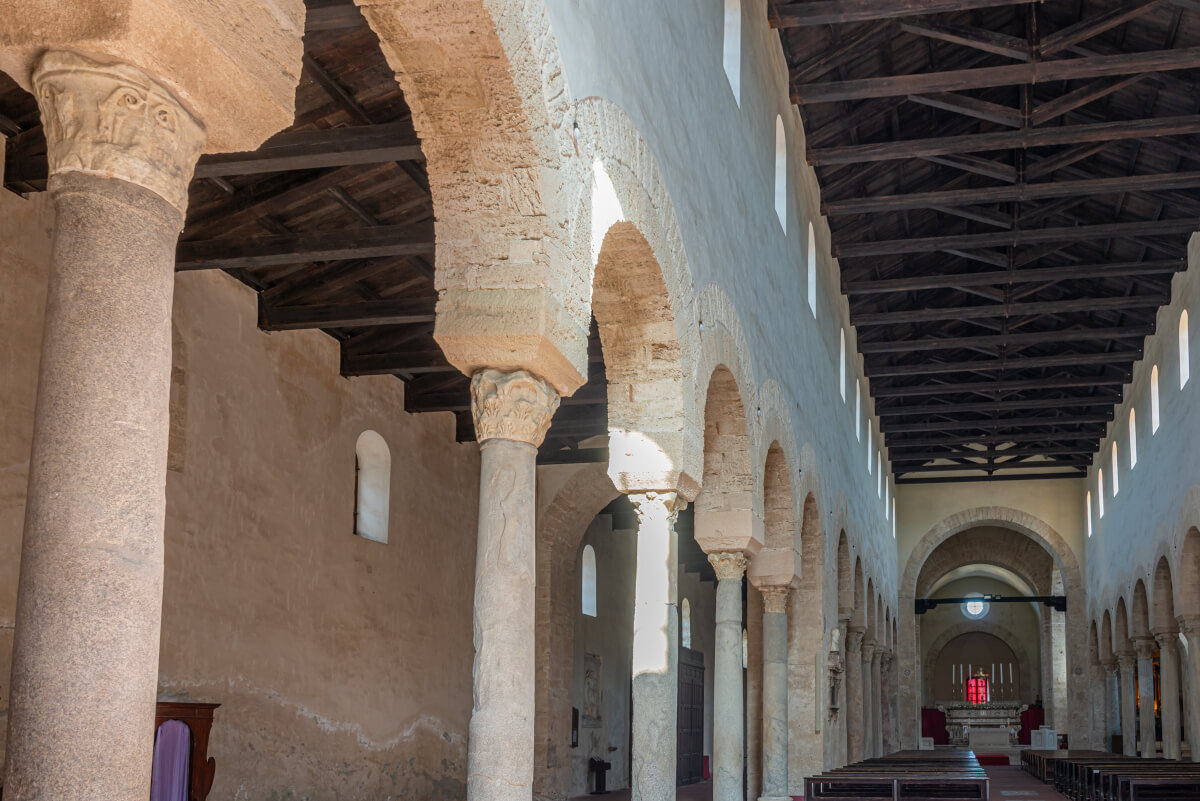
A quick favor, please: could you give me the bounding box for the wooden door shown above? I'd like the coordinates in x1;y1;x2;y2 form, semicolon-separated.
677;647;705;786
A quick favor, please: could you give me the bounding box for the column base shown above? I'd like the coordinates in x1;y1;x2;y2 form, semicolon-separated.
758;796;792;801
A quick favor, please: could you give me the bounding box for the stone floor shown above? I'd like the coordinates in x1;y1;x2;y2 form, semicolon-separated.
569;766;1066;800
983;765;1068;801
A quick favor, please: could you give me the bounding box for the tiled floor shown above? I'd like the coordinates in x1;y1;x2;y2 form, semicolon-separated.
570;779;712;801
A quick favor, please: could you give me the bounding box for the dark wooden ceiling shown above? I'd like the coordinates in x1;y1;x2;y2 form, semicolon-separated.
772;0;1200;482
6;1;1197;483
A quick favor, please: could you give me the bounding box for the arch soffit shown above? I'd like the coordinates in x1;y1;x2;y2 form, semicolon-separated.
902;507;1083;603
536;462;621;557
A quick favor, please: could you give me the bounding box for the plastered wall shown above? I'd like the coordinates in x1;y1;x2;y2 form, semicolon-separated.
1084;234;1200;627
543;0;898;603
0;187;483;799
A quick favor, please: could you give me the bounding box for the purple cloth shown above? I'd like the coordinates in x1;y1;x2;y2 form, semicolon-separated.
150;719;191;801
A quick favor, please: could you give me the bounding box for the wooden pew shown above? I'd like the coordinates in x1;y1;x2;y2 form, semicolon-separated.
804;750;990;801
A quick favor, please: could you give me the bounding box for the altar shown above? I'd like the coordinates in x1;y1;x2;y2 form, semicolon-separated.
937;702;1026;747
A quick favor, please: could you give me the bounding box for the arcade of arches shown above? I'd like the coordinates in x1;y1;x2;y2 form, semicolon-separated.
5;1;1200;800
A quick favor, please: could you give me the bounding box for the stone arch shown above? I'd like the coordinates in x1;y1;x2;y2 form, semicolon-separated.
753;442;796;585
1152;556;1176;634
898;506;1088;749
592;218;695;496
360;0;593;393
533;463;620;800
922;622;1036;706
1101;610;1115;663
1178;527;1200;620
867;579;877;643
1131;580;1151;640
788;489;826;784
837;531;853;617
1115;598;1131;653
852;558;865;629
695;363;761;556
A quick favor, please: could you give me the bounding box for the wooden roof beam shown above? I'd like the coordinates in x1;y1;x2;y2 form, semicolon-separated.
887;431;1103;448
906;92;1023;127
895;459;1091;474
770;0;1041;28
792;47;1200;104
879;396;1118;417
872;374;1129;398
896;472;1085;484
858;324;1154;353
824;172;1200;216
810;115;1200;165
193;123;422;178
844;260;1183;295
1030;75;1153;126
892;445;1096;461
853;294;1168;326
886;413;1113;433
176;224;435;270
897;18;1030;60
865;349;1143;377
259;298;437;330
834;218;1200;258
1038;1;1167;58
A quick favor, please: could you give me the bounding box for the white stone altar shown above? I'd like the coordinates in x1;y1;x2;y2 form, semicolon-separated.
938;702;1026;747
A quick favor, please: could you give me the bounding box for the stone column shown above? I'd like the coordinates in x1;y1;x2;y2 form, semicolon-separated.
861;643;876;759
871;650;884;758
630;491;682;801
880;652;893;755
467;369;559;801
708;552;748;801
1133;638;1158;758
759;586;790;801
1103;660;1119;751
1182;620;1200;762
4;51;205;801
1156;631;1182;760
845;628;865;762
838;617;850;767
1118;652;1138;756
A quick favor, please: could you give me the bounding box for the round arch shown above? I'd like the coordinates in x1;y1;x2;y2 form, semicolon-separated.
922;621;1036;706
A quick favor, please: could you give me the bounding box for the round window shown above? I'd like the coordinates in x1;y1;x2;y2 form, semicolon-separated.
962;595;989;619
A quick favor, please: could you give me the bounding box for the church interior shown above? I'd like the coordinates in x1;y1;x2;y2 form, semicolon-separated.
4;0;1200;799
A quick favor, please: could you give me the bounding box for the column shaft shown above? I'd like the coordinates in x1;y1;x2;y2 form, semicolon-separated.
1134;640;1157;758
845;630;865;762
1185;627;1200;762
709;553;747;801
1119;655;1138;757
631;492;681;801
861;645;875;759
879;654;893;756
759;587;789;801
1157;635;1182;760
6;52;205;801
871;652;883;758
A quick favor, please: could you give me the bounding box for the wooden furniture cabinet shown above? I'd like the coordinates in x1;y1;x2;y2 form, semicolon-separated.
154;701;220;801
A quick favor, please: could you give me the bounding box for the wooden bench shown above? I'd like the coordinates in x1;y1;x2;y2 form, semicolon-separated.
805;750;990;801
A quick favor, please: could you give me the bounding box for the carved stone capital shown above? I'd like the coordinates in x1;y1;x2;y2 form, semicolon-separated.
1117;651;1137;671
846;627;865;654
470;368;560;446
33;51;206;217
628;491;682;528
760;585;790;614
861;643;876;663
1155;631;1179;654
708;552;748;582
880;652;893;671
1132;637;1156;661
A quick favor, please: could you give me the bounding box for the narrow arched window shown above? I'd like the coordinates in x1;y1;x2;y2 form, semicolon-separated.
354;430;390;543
885;479;890;513
1129;409;1137;468
681;598;692;648
892;500;897;538
1111;442;1119;496
855;380;862;440
807;222;817;315
582;545;598;617
839;329;847;400
742;628;748;669
1180;310;1190;388
1086;491;1093;538
1151;365;1161;433
774;115;787;231
1098;469;1105;517
867;432;873;476
723;0;741;102
876;451;882;497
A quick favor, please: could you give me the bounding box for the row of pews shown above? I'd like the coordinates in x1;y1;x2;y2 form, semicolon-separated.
1020;749;1200;800
804;749;989;801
